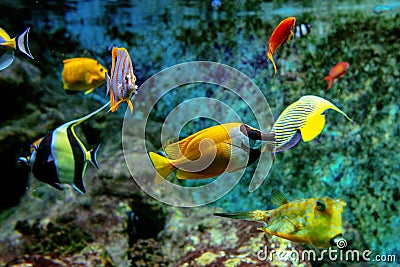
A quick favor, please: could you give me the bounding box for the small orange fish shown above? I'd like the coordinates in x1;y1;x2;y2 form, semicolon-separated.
267;17;296;76
106;47;138;113
322;61;349;91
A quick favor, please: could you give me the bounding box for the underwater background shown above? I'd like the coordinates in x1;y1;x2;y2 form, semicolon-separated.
0;0;399;266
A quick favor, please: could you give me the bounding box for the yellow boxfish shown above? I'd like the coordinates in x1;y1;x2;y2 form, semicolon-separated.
149;123;275;184
61;57;108;95
270;95;353;152
214;188;347;248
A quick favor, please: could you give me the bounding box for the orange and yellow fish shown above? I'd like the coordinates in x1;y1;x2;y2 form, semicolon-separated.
214;188;347;248
267;17;296;76
149;123;275;184
0;27;34;70
106;47;138;113
61;57;108;94
323;61;349;91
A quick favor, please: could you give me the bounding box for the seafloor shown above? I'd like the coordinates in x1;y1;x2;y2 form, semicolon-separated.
0;0;399;266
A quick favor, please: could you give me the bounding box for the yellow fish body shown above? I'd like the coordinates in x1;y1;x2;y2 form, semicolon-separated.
0;27;33;70
214;189;347;248
149;123;275;184
61;57;107;94
270;95;353;152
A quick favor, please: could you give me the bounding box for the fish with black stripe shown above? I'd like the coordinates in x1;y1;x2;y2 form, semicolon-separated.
270;95;353;153
294;23;311;39
0;26;34;70
18;102;109;193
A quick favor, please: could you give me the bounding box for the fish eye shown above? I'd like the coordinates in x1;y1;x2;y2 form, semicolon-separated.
100;68;104;72
316;200;326;211
249;130;260;140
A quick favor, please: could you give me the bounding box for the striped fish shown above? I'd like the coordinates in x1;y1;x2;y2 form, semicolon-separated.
106;47;138;113
0;27;34;70
294;23;311;39
18;102;109;193
270;95;352;152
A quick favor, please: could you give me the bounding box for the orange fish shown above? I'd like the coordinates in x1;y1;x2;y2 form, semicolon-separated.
267;17;296;76
323;61;349;90
106;47;138;113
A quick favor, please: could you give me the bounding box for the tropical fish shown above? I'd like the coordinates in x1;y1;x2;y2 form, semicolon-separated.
211;0;222;10
294;23;311;39
322;61;349;91
270;95;352;153
373;5;396;14
106;47;138;113
18;102;109;193
149;123;275;184
0;27;33;70
61;57;108;94
267;17;296;76
214;188;347;248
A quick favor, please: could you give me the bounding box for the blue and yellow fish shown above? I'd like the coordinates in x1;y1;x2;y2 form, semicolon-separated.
214;188;347;248
149;123;275;184
270;95;353;152
0;27;33;70
18;102;109;193
106;47;138;113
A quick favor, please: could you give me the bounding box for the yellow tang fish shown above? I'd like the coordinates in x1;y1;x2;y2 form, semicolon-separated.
270;95;353;152
214;188;347;248
149;122;275;184
61;57;108;95
106;47;138;113
0;27;34;70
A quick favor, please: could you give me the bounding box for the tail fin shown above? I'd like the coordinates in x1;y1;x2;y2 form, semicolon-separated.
149;152;175;184
89;143;101;169
322;75;333;91
267;49;277;76
16;27;34;59
214;210;267;221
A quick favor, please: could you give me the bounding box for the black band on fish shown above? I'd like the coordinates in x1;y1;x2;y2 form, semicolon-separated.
240;124;275;141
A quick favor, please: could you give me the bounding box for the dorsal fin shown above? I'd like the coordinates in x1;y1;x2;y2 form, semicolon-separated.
271;188;289;206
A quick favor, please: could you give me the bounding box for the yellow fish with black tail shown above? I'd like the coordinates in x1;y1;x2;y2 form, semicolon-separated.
270;95;353;153
18;102;110;193
62;57;108;95
0;26;34;70
149;123;275;184
214;188;347;248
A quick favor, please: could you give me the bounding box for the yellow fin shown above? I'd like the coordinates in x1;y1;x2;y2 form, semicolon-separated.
149;152;175;184
267;49;277;76
300;113;326;142
84;88;95;94
164;142;182;159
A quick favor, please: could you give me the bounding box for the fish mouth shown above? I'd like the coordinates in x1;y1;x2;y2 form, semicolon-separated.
330;234;343;246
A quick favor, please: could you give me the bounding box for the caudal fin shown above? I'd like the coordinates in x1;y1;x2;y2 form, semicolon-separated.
323;75;333;91
149;152;175;184
17;27;34;59
89;143;101;169
267;49;277;76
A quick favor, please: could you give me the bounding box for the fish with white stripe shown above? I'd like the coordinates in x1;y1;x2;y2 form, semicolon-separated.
106;47;138;113
270;95;353;153
0;26;34;70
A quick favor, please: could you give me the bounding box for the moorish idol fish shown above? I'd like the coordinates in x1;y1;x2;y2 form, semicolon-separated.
294;23;311;39
18;102;109;193
62;57;108;95
0;27;33;70
267;17;296;76
106;47;139;113
270;95;352;153
149;123;275;184
214;188;347;248
322;61;349;91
